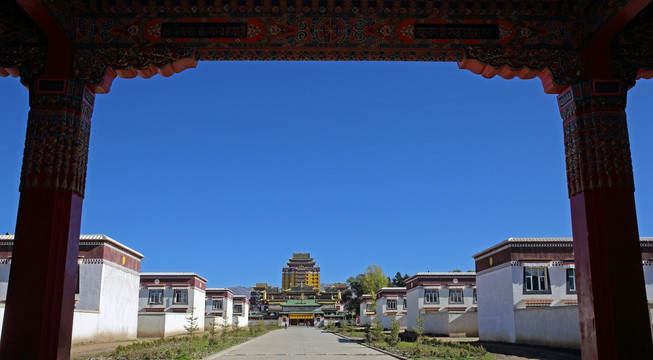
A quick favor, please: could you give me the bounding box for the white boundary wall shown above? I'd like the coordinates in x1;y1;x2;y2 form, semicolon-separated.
137;312;189;338
514;306;580;349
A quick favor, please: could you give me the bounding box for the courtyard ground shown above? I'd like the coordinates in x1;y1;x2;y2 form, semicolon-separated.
71;329;580;360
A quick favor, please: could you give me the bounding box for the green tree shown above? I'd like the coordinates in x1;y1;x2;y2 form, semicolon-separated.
366;320;385;344
390;272;410;287
348;266;388;314
207;317;218;345
361;265;389;311
415;310;425;345
184;307;200;357
347;274;365;315
387;314;400;346
220;312;231;339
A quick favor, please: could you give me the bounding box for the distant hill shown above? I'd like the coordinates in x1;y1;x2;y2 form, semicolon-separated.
228;286;252;297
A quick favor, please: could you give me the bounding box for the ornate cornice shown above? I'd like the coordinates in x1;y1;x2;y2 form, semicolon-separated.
461;46;581;92
0;1;648;94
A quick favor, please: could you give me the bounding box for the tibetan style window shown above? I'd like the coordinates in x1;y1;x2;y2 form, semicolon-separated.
387;299;397;310
424;289;440;304
148;289;163;305
523;267;551;294
473;288;477;303
424;289;439;303
566;268;577;294
173;289;188;305
403;298;407;309
449;289;463;304
365;303;373;312
233;304;243;314
213;300;223;310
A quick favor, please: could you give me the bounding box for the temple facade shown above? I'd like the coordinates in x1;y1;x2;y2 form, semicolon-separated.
282;253;321;290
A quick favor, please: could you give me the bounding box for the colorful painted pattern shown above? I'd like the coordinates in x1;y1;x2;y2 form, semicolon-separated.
0;1;651;92
558;80;634;197
20;79;94;197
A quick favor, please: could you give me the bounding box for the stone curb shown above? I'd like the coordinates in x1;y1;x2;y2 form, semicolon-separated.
201;329;281;360
328;331;411;360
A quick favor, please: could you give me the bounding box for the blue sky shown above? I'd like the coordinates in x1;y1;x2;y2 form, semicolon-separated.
1;62;651;288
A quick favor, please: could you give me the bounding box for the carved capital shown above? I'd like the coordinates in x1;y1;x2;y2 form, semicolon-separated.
74;47;196;85
20;79;94;197
558;80;633;197
462;46;581;90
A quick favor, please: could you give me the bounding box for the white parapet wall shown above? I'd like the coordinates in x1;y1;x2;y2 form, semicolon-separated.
420;311;479;337
514;306;580;349
137;312;190;338
137;313;167;338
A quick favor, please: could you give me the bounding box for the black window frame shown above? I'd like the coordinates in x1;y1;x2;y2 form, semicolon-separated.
566;268;577;294
522;267;552;295
148;289;164;305
424;289;439;304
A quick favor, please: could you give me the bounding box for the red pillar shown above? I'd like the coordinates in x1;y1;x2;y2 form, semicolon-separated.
558;79;653;359
0;79;94;360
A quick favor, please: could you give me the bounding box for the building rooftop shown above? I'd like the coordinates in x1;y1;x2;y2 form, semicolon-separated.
0;233;144;259
412;272;476;276
472;237;653;260
141;272;208;282
206;288;233;293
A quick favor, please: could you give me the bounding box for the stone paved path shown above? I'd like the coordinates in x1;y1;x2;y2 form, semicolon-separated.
205;327;397;360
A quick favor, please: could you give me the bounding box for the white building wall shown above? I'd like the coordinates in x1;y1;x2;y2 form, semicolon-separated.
76;263;103;311
95;263;140;341
138;284;206;337
406;289;419;330
205;297;233;328
408;286;478;336
477;264;517;342
644;263;653;300
514;306;580;349
232;302;249;328
359;301;376;326
191;288;206;330
0;261;139;343
376;297;407;329
72;311;101;342
0;263;10;301
164;313;190;337
137;313;166;337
